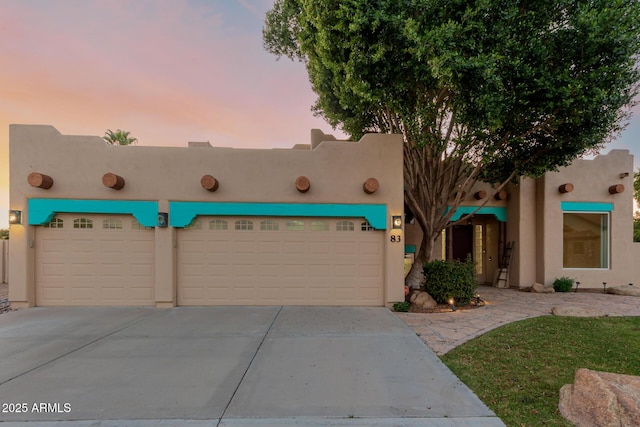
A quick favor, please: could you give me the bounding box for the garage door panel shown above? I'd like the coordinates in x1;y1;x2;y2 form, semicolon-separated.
36;214;154;306
178;216;383;306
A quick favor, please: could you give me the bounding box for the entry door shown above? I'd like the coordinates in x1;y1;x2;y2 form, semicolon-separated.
450;225;473;262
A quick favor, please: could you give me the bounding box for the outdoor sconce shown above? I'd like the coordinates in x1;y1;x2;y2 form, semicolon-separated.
559;183;574;194
392;215;402;229
620;172;630;179
8;210;22;225
157;212;169;228
609;184;624;194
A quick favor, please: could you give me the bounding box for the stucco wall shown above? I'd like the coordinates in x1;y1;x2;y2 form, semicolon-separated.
10;125;405;307
536;150;634;288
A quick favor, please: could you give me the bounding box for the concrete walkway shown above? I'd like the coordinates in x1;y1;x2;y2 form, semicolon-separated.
396;285;640;355
0;306;503;426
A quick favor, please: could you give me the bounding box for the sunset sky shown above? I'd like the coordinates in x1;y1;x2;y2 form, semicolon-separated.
1;0;639;227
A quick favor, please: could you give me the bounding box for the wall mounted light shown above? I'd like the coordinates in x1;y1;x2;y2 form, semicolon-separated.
8;210;22;225
392;215;402;229
157;212;169;228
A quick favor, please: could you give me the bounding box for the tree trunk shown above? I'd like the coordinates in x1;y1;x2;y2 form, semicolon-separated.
405;233;436;289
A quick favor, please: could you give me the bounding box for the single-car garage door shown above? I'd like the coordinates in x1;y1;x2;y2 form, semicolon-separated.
35;214;154;306
177;217;384;306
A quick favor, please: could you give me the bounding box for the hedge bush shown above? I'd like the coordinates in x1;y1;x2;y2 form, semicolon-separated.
553;276;574;292
423;258;478;305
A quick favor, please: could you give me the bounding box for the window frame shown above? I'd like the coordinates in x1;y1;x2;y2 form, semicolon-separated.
562;211;610;270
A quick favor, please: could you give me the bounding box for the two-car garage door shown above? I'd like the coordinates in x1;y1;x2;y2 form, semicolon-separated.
177;217;384;306
34;215;384;306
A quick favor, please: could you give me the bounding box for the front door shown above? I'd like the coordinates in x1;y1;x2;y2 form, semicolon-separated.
450;225;473;261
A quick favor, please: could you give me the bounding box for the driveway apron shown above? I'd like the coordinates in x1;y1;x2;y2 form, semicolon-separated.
0;306;503;426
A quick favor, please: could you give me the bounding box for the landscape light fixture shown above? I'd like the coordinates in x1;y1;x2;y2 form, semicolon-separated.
575;281;580;293
392;215;402;229
8;210;22;225
449;298;456;312
603;282;607;293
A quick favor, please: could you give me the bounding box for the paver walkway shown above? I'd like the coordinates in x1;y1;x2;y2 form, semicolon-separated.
396;285;640;355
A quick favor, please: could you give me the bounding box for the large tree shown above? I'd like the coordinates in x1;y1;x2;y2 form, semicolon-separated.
263;0;640;286
104;129;138;146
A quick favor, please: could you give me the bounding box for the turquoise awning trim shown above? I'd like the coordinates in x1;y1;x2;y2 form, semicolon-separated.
405;245;416;253
561;202;614;212
28;199;159;227
446;206;507;222
169;202;388;229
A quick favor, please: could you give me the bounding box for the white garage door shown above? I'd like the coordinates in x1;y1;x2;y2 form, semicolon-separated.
35;214;154;306
177;217;384;306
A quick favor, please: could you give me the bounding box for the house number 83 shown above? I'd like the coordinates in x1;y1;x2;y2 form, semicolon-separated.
390;235;402;242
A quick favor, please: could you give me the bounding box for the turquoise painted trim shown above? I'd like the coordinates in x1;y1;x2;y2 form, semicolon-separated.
561;202;614;212
405;245;416;254
446;206;507;222
169;202;388;229
28;199;159;227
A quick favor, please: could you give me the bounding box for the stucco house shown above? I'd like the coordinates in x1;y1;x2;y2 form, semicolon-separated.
8;125;638;308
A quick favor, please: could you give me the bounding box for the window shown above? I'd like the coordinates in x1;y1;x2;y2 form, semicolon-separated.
73;218;93;229
235;219;253;230
286;220;305;231
44;217;63;228
563;212;609;269
103;218;124;230
361;221;374;231
311;221;329;231
132;219;152;230
336;221;354;231
185;220;203;230
260;220;279;231
474;225;483;274
209;219;228;230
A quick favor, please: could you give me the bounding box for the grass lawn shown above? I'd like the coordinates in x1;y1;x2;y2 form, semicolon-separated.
441;316;640;427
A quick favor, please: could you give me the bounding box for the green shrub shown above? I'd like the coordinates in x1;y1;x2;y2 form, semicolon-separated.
553;276;574;292
393;301;410;312
423;258;477;305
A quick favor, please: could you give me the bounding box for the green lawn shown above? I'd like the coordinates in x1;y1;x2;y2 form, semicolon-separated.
441;316;640;427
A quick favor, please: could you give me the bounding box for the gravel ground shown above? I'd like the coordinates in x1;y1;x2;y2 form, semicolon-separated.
0;283;10;314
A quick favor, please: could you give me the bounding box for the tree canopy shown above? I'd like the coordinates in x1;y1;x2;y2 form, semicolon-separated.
104;129;138;146
263;0;640;285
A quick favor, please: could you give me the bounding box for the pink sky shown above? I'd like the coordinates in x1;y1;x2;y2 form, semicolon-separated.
1;0;639;227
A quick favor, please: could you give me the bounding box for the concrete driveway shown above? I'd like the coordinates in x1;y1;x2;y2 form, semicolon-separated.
0;306;503;426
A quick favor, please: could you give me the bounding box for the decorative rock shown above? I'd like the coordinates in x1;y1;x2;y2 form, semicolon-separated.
529;282;555;293
102;173;125;190
410;291;437;310
552;306;606;317
363;178;379;194
295;176;310;193
559;368;640;427
27;172;54;189
607;285;640;297
200;175;219;192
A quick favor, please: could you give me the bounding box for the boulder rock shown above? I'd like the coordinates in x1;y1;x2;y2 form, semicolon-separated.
607;285;640;297
530;282;555;293
410;291;437;310
552;305;606;317
559;368;640;427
